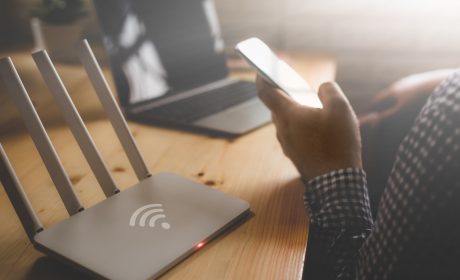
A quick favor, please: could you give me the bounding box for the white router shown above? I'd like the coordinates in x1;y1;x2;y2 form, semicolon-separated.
0;40;250;280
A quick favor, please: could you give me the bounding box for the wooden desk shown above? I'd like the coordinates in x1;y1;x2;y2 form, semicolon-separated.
0;51;335;280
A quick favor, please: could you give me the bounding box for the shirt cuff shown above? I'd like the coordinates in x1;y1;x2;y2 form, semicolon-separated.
303;168;373;229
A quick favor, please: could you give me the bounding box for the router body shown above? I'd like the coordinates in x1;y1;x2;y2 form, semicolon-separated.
0;40;250;280
35;173;249;279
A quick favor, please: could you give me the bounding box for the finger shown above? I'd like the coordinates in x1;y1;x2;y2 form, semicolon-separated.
360;102;402;126
270;113;289;149
271;112;281;126
369;90;398;113
317;82;351;112
377;102;403;121
358;112;380;127
275;128;290;157
372;89;392;105
256;75;294;115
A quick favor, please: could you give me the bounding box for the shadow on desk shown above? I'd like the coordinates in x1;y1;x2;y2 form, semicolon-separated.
26;257;92;280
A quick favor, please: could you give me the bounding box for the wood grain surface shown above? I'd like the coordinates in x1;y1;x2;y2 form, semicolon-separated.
0;51;335;280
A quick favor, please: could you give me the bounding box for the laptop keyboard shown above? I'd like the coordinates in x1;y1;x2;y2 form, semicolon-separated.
144;81;257;123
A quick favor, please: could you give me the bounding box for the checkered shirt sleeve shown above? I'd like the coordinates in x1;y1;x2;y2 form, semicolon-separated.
304;168;372;229
303;168;373;280
303;70;460;280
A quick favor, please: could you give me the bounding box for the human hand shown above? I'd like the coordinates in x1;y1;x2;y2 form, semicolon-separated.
359;69;455;126
256;76;362;180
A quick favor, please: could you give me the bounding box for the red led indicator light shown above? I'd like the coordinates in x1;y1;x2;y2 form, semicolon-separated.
196;242;205;249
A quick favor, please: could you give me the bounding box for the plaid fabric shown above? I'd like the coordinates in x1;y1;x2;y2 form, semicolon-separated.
303;70;460;280
305;168;372;229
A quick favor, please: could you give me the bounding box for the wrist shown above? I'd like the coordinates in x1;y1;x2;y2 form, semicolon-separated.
304;167;366;186
299;148;362;180
298;160;362;181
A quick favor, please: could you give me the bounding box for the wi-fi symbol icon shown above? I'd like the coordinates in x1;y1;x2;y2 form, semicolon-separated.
129;204;171;229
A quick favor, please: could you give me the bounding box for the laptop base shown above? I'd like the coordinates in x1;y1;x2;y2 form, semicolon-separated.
130;98;271;138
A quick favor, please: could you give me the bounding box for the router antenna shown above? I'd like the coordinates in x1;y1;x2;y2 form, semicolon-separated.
0;144;43;242
0;57;83;215
32;50;120;197
76;39;151;180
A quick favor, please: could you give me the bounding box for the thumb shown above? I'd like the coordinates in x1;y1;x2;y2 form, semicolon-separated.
318;82;351;112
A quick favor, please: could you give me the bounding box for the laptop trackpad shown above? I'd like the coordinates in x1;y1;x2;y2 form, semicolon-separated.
193;98;271;135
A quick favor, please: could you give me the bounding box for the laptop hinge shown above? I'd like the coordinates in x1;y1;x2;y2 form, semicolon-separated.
129;78;238;114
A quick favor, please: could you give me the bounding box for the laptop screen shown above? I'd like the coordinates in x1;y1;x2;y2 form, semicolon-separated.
92;0;229;106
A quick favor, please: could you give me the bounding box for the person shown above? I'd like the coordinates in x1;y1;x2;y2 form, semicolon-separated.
361;70;457;217
255;68;460;279
359;69;456;126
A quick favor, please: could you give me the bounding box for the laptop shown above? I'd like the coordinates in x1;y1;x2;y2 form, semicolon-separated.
92;0;271;137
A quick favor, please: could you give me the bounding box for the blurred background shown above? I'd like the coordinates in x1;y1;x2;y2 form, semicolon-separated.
218;0;460;109
2;0;460;110
1;0;459;214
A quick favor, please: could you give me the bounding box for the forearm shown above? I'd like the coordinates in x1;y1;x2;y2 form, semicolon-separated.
303;168;373;279
403;69;457;95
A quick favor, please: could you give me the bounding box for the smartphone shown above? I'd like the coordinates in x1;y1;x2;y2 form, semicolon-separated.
235;37;322;108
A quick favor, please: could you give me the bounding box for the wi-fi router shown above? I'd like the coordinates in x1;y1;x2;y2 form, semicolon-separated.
0;40;250;280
